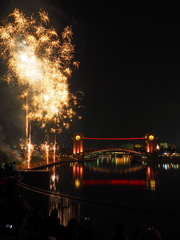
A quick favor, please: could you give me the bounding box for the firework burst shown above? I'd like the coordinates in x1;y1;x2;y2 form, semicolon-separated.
0;8;77;133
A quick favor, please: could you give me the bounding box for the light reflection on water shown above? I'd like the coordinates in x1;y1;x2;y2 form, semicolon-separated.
47;156;180;215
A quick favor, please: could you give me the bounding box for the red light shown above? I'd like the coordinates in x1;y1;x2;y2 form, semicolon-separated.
84;137;145;140
83;179;146;186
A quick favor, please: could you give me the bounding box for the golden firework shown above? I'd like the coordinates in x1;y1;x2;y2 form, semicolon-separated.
0;8;77;132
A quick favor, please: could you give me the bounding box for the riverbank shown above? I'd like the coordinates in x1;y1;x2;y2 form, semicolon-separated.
17;159;60;170
16;155;96;170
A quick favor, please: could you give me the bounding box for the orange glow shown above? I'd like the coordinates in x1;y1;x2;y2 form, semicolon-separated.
72;164;83;188
75;179;81;188
73;165;76;174
147;166;151;176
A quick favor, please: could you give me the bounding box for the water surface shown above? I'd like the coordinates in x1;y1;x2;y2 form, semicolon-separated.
45;156;180;216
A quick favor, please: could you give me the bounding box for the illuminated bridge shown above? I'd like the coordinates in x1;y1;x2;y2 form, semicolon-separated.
83;148;147;159
72;133;157;155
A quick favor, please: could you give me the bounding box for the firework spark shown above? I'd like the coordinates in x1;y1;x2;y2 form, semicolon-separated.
0;8;77;132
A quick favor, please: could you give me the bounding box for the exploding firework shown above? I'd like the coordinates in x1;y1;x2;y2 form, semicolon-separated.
0;8;77;132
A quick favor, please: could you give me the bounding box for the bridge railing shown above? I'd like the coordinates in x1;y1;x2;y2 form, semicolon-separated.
16;181;180;240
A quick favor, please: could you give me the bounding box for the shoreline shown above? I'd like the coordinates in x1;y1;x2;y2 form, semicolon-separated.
16;156;96;170
140;156;180;164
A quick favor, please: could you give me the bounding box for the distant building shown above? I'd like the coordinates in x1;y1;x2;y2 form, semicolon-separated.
121;143;134;149
160;143;176;148
159;143;176;155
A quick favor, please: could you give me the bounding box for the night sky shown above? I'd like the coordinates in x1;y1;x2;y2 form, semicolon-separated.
1;2;180;149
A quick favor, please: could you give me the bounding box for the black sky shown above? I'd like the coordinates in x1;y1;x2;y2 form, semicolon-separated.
1;2;180;148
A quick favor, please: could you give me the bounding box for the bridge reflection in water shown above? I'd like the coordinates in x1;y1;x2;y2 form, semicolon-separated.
68;155;156;192
18;156;180;240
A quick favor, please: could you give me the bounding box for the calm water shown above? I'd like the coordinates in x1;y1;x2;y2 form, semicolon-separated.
44;156;180;216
